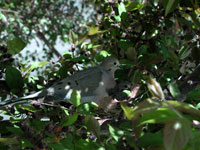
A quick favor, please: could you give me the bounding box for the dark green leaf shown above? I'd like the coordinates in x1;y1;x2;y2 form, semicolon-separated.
138;132;163;148
163;0;180;16
85;116;100;139
6;126;24;135
48;143;68;150
187;88;200;101
61;113;78;127
61;133;74;150
21;139;34;148
6;66;23;93
7;37;26;54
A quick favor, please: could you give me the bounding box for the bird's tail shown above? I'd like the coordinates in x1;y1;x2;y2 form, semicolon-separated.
0;91;43;106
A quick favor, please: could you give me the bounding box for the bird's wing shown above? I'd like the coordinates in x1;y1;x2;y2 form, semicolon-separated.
45;67;105;102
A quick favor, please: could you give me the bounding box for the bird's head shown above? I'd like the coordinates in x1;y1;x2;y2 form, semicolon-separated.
101;57;120;73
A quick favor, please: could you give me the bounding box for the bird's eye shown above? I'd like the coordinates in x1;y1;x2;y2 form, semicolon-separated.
114;62;117;65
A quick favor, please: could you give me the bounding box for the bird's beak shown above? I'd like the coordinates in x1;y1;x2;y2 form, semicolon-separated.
117;65;122;69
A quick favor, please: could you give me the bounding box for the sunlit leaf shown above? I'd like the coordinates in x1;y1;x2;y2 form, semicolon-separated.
61;113;78;127
25;61;50;74
70;90;81;107
21;105;38;112
168;83;182;99
108;125;124;142
88;26;104;35
140;108;178;125
0;12;7;21
121;103;135;120
147;77;165;100
126;1;144;11
77;102;98;115
162;101;200;119
118;2;126;16
69;29;78;44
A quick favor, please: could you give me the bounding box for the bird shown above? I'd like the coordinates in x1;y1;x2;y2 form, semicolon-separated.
1;57;120;106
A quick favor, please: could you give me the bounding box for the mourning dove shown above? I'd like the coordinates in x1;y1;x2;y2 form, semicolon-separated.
1;57;120;105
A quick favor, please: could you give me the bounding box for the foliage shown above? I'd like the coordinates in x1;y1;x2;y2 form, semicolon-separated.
0;0;200;150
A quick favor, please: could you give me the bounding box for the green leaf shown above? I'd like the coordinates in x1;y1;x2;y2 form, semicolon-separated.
190;12;200;27
118;2;126;16
21;105;38;112
70;90;81;107
27;61;50;72
6;126;24;135
147;77;165;100
88;26;104;35
21;139;34;149
85;116;100;139
187;88;200;101
61;133;74;149
61;113;78;127
168;83;182;99
168;50;179;65
69;29;78;44
6;66;24;93
36;84;44;89
163;0;180;16
163;118;192;150
105;143;116;150
23;61;50;76
48;143;68;150
162;101;200;119
95;50;111;62
114;2;127;22
75;139;91;150
31;120;47;131
185;131;200;150
140;108;178;125
77;102;98;115
108;125;124;142
126;47;137;61
0;138;18;145
0;12;7;22
7;37;26;54
138;132;163;148
126;1;144;11
120;103;134;120
160;41;168;59
164;0;175;16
